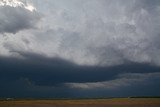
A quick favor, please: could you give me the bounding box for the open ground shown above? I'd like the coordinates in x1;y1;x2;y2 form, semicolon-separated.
0;98;160;107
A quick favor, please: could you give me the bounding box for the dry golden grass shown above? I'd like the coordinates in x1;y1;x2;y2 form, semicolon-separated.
0;98;160;107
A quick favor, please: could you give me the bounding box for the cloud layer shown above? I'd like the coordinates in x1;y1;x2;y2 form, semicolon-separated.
0;0;39;34
0;54;160;98
66;72;160;90
0;0;160;66
0;0;160;98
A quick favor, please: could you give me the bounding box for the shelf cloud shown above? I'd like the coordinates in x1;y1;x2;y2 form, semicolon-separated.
0;0;160;98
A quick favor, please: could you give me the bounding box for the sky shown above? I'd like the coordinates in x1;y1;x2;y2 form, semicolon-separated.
0;0;160;98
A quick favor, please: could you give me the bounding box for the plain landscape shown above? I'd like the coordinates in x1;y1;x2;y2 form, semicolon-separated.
0;98;160;107
1;1;160;107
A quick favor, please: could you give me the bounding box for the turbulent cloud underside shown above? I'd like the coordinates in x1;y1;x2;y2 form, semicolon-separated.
0;0;160;98
0;0;160;66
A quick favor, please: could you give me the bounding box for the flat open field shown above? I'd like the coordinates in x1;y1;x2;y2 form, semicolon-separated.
0;98;160;107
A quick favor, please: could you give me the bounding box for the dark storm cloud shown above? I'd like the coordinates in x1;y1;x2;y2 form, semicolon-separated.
0;53;160;98
1;53;160;85
0;0;160;98
0;4;40;34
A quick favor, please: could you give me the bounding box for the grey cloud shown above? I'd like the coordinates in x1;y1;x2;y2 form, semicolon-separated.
66;72;160;90
0;3;40;34
16;0;160;66
1;0;160;66
1;0;160;98
0;52;160;85
0;53;160;98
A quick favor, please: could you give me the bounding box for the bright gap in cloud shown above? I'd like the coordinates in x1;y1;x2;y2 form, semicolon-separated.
66;72;160;90
0;0;36;11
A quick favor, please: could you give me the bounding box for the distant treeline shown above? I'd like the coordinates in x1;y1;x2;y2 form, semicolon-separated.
0;96;160;101
129;96;160;98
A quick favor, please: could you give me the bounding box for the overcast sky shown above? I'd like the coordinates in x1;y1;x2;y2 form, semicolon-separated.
0;0;160;98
